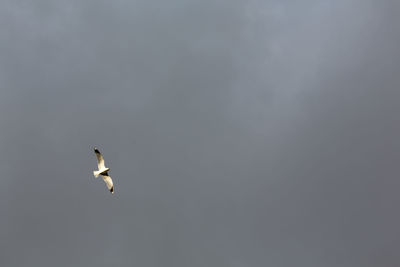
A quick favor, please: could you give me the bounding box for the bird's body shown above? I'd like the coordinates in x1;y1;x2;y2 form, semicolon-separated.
93;147;114;194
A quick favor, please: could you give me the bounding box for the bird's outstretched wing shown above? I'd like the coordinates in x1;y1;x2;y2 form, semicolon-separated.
102;175;114;194
94;147;105;170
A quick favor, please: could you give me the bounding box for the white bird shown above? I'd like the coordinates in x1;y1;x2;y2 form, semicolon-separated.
93;147;114;194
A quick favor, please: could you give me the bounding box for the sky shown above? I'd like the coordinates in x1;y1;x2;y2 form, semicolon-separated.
0;0;400;266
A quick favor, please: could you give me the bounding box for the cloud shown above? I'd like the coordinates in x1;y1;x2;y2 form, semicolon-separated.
0;0;399;266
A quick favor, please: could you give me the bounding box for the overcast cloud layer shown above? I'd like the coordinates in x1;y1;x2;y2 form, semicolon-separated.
1;1;400;266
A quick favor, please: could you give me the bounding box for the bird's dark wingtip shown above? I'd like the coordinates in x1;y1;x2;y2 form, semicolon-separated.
94;147;100;153
110;187;114;194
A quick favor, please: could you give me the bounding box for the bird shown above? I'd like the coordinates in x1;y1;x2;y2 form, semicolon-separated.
93;147;114;194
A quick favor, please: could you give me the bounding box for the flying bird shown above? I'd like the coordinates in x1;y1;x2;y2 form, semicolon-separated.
93;147;114;194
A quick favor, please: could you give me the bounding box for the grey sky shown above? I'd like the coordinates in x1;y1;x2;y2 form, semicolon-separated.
1;1;399;266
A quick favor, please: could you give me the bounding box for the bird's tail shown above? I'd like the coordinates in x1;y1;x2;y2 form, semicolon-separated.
93;170;101;178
